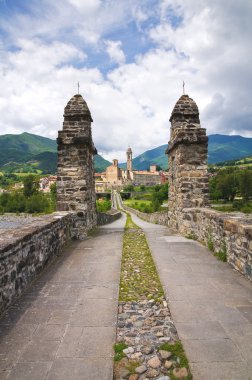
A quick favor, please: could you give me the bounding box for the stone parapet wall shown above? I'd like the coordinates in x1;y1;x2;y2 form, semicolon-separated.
124;202;252;281
177;207;252;281
123;204;168;226
97;210;122;225
0;212;74;314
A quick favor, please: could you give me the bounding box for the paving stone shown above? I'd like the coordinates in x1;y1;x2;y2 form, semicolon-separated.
19;339;60;362
33;324;66;340
7;362;52;380
56;326;82;357
47;358;113;380
181;338;241;363
190;362;251;380
176;321;228;340
47;310;73;325
79;285;116;299
70;298;117;326
77;326;115;357
236;306;252;323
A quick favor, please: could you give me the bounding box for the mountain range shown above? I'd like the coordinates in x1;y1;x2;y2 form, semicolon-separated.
124;134;252;170
0;132;252;174
0;132;110;173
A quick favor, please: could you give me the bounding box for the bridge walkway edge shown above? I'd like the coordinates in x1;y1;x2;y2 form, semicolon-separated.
0;213;126;380
129;211;252;380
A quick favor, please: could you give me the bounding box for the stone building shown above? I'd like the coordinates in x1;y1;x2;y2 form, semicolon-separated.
57;94;97;238
167;94;209;230
103;147;161;189
39;176;57;193
105;159;124;187
130;170;161;186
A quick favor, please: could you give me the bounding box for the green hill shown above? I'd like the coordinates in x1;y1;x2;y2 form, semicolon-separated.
119;135;252;170
208;134;252;163
0;132;110;174
1;132;252;174
0;132;57;154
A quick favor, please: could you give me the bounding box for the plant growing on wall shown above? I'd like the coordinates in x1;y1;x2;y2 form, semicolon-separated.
207;230;214;252
214;240;227;262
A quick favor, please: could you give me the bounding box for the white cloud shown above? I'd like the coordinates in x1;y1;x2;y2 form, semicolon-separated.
105;40;125;65
0;0;251;162
67;0;101;13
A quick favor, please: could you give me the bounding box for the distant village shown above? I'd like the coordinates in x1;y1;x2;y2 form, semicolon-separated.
95;147;168;192
2;147;168;194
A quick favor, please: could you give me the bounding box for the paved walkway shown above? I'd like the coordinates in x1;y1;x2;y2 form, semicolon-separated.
130;212;252;380
1;207;252;380
0;214;126;380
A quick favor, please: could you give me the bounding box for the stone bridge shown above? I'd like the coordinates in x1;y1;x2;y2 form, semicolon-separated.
0;94;252;380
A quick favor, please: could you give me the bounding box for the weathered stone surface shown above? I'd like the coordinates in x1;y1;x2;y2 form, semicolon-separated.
0;212;74;314
147;356;161;368
57;94;97;239
0;216;125;380
164;360;173;369
165;94;252;282
129;375;139;380
167;94;209;232
97;210;121;226
115;298;180;379
145;368;159;378
172;367;188;378
159;350;172;360
123;205;169;226
176;207;252;281
135;365;147;374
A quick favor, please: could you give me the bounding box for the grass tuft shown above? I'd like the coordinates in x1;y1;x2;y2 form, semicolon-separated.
159;341;192;380
114;342;128;362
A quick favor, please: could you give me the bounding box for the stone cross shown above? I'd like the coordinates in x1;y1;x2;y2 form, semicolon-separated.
183;81;185;95
77;82;80;94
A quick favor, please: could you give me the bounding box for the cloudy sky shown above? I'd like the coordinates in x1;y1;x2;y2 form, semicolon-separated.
0;0;251;161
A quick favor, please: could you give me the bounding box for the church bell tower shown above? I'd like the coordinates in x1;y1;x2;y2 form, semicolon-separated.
126;147;133;171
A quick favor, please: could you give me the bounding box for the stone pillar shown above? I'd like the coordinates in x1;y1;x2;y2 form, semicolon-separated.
167;94;209;232
57;94;97;238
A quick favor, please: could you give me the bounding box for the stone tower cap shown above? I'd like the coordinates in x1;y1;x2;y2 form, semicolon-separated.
64;94;93;121
127;147;132;153
169;94;199;122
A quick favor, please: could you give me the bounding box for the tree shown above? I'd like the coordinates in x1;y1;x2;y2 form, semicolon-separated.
209;176;222;200
123;184;134;192
151;183;168;211
25;193;50;213
239;170;252;202
216;172;238;202
23;175;39;197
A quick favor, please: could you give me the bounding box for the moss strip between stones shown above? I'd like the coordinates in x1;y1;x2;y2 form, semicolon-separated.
119;213;164;302
114;212;192;380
